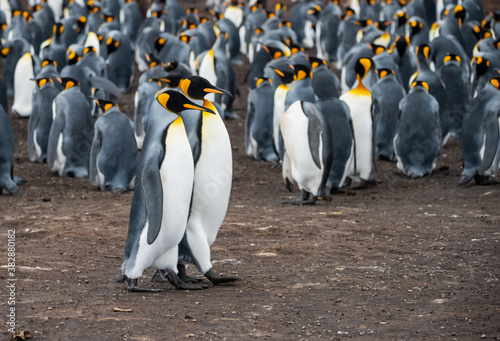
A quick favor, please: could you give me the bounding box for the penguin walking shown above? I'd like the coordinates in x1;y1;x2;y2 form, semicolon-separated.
339;57;376;188
28;77;61;163
394;81;442;178
460;77;500;186
89;99;138;193
371;68;406;161
246;77;278;162
280;100;332;205
47;78;94;178
169;75;239;285
117;89;216;292
0;107;23;194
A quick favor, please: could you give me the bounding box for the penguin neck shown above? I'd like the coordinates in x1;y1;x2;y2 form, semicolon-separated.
352;75;370;95
202;99;222;119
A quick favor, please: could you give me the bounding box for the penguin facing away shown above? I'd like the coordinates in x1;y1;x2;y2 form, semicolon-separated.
28;77;61;163
89;99;138;194
117;90;217;292
47;77;94;178
394;81;442;178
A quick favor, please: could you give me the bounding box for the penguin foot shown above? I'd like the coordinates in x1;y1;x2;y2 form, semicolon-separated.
282;190;316;205
204;269;239;285
150;270;167;282
118;276;161;292
13;176;26;185
330;187;345;195
352;178;377;189
178;263;204;283
166;271;208;290
474;175;499;186
224;111;241;120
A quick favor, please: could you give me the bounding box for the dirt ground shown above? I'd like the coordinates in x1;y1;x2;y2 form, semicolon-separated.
1;1;500;340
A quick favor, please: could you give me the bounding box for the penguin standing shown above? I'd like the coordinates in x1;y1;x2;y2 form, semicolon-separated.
47;78;93;178
105;30;134;92
371;68;406;161
309;56;340;99
117;89;216;292
89;99;138;193
0;107;22;195
394;81;442;178
339;57;376;188
173;75;239;285
11;52;39;117
460;77;500;186
28;77;61;163
246;77;278;162
280;100;332;205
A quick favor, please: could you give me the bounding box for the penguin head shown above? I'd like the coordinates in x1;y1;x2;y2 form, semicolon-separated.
53;22;65;38
453;5;465;28
103;14;115;23
408;18;423;35
60;77;80;90
76;16;87;35
35;77;55;89
292;64;311;81
271;64;295;84
288;43;303;56
309;56;327;70
376;68;395;79
106;35;120;54
155;36;166;52
370;44;386;56
375;20;391;32
0;45;10;57
262;44;285;60
158;73;184;88
255;77;272;87
472;56;490;77
391;35;410;57
443;54;461;65
92;98;117;113
410;80;429;92
343;7;356;19
415;44;431;61
66;45;82;65
163;59;179;72
489;77;500;91
180;76;232;100
83;46;97;55
354;57;374;81
41;59;57;69
145;53;162;69
156;90;216;115
471;24;491;41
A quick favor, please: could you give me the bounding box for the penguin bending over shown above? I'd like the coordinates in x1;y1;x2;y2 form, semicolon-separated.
280;100;333;205
90;99;138;193
117;90;217;292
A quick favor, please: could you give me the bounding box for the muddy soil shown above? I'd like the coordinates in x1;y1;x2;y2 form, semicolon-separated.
1;1;500;340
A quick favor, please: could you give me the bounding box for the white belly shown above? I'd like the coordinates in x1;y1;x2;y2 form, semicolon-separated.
198;53;217;103
12;53;36;117
53;132;66;176
273;85;289;152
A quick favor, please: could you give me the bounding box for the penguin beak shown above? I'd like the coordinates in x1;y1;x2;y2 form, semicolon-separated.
183;103;216;115
203;87;233;97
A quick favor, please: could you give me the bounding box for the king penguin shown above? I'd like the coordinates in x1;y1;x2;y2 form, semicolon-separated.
28;77;61;163
170;75;239;285
246;77;278;162
339;57;376;188
460;76;500;186
0;106;23;195
394;81;442;178
12;52;39;117
90;99;138;193
280;99;333;205
117;89;217;292
47;77;94;178
371;68;406;161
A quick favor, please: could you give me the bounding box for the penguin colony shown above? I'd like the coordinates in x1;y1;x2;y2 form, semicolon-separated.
0;0;499;289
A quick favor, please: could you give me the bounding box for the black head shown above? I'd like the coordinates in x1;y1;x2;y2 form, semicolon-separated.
156;90;216;115
180;76;232;100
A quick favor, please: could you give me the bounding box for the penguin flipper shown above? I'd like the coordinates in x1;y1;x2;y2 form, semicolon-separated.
89;127;101;187
479;111;500;175
46;107;65;170
302;102;322;169
142;146;164;245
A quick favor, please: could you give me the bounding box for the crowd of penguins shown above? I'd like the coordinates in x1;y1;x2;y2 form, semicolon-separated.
0;0;499;290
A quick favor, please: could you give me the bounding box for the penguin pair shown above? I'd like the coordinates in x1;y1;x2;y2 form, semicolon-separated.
118;77;238;291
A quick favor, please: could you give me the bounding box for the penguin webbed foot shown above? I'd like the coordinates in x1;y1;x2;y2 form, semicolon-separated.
178;263;204;283
13;176;26;185
351;178;377;190
204;269;239;285
166;271;209;290
117;274;161;292
474;175;499;186
282;190;316;205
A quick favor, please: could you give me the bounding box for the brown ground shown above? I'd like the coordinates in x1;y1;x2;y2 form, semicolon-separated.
2;1;500;340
